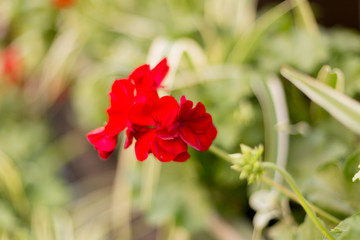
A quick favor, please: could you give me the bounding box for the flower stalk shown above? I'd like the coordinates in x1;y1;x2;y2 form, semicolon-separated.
209;145;336;240
208;145;233;163
261;175;340;224
262;162;335;240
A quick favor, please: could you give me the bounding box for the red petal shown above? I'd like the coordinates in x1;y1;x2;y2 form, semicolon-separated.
180;125;217;151
87;127;118;159
128;92;159;126
154;96;179;126
156;126;179;140
98;149;113;159
124;128;134;149
150;58;169;89
151;137;187;162
129;64;150;84
87;127;105;143
179;99;193;119
151;141;174;162
179;98;217;151
135;129;156;161
129;64;153;95
105;112;128;136
158;137;187;154
126;124;151;149
87;128;117;151
180;95;187;104
105;79;135;136
173;152;190;162
109;79;134;109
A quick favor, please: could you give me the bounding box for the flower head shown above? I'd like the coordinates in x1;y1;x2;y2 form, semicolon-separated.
87;58;217;162
231;144;264;184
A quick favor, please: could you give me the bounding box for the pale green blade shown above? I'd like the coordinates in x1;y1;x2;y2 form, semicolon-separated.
291;0;319;35
229;0;293;63
0;150;30;219
251;76;289;182
281;66;360;134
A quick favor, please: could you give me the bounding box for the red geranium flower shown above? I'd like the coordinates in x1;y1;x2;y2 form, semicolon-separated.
87;58;217;162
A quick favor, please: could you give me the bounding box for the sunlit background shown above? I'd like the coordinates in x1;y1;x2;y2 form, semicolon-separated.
0;0;360;239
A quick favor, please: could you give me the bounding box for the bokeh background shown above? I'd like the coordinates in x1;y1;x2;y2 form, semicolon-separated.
1;0;360;239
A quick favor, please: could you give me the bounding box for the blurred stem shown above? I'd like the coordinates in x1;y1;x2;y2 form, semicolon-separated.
251;228;262;240
111;138;134;240
166;222;190;240
262;175;340;224
140;158;161;211
209;213;247;240
262;162;334;240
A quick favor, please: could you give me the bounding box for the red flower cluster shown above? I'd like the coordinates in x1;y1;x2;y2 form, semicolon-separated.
1;46;23;84
52;0;75;8
87;58;217;162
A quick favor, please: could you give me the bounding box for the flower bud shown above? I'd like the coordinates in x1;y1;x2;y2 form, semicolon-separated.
230;144;264;184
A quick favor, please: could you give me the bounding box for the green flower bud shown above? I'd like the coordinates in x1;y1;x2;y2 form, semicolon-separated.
230;144;264;184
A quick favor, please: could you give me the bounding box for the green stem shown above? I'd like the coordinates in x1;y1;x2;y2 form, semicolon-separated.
208;145;233;163
262;176;340;224
262;162;334;240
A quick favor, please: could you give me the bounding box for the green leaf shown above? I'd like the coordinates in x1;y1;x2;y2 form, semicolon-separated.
343;151;360;181
305;162;356;217
295;215;324;240
267;220;296;240
331;213;360;240
147;161;212;231
280;66;360;134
